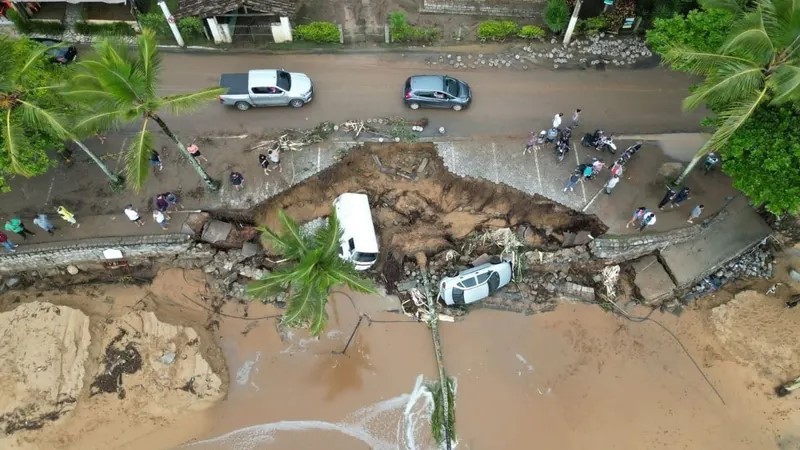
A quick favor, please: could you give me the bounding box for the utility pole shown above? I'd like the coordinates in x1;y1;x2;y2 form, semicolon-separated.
562;0;583;47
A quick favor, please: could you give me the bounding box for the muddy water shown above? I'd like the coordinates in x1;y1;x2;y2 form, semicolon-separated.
118;290;793;450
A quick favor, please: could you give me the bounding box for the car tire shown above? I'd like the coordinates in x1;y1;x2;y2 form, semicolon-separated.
409;103;420;110
452;104;463;111
235;102;251;111
289;99;305;108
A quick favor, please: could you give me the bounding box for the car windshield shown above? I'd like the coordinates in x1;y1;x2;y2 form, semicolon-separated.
444;78;459;97
354;252;377;263
277;71;291;91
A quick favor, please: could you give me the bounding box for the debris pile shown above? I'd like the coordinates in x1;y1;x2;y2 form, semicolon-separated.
686;242;774;297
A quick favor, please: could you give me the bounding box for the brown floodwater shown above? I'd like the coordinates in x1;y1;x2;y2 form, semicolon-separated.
123;290;795;450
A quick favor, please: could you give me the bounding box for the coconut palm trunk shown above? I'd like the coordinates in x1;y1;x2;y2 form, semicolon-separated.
71;139;124;187
150;114;220;191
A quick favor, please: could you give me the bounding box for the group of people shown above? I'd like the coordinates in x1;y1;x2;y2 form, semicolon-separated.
0;206;79;253
625;186;705;232
230;147;283;191
123;192;182;231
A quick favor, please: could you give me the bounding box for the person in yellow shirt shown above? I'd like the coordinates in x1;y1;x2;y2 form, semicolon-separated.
56;205;80;228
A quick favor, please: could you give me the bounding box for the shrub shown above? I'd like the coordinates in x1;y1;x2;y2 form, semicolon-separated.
177;16;204;39
295;21;340;43
137;12;170;36
476;20;518;41
579;16;606;37
8;10;66;35
543;0;570;34
388;11;439;44
75;21;136;36
517;24;545;40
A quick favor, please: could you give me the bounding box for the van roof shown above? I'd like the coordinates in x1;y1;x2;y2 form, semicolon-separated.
333;193;379;253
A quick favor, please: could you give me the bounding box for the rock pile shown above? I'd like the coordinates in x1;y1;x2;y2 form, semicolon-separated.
687;243;774;296
424;36;655;71
171;243;269;300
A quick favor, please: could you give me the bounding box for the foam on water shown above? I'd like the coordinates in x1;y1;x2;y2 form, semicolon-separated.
186;374;443;450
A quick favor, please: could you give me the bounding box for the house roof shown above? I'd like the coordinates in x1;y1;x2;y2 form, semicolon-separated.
175;0;297;19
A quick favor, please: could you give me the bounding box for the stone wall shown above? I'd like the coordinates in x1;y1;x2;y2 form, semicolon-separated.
420;0;545;17
0;234;193;275
590;225;704;263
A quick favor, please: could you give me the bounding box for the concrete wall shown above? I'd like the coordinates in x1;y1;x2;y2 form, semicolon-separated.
590;225;704;263
420;0;545;17
0;234;193;275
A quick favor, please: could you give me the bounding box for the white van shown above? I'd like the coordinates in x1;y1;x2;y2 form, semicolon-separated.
333;193;379;270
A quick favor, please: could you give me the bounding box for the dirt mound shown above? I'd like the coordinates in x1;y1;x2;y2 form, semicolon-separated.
710;290;800;379
90;311;224;409
254;143;606;258
0;302;90;435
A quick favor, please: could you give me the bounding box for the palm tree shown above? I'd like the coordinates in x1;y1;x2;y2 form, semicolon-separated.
664;0;800;182
0;37;122;187
66;29;224;191
247;211;375;337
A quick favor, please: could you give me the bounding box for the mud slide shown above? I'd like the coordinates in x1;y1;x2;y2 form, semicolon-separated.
254;143;606;258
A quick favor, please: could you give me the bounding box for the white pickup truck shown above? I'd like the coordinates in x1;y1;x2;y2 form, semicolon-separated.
218;69;313;111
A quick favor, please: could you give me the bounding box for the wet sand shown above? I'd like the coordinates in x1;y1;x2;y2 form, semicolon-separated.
3;270;798;449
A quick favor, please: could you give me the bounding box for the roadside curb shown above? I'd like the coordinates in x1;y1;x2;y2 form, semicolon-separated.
155;43;511;56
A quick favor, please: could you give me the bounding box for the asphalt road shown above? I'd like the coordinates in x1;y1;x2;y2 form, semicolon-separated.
156;52;707;138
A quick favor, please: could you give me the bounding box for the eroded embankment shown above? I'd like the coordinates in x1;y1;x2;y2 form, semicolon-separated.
254;142;607;259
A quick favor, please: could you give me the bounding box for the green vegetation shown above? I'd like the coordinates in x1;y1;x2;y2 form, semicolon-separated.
0;37;121;192
137;12;170;36
246;211;375;336
602;0;637;30
428;377;456;446
388;11;439;44
543;0;570;33
646;7;735;69
719;105;800;215
177;17;204;40
7;10;65;36
74;21;136;36
659;0;800;182
476;20;518;41
579;16;606;37
66;29;224;191
517;25;545;40
295;21;340;43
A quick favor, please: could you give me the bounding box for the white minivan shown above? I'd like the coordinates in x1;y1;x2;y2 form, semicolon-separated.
333;193;379;270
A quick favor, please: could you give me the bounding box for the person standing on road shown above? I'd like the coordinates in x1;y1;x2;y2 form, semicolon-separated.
187;143;208;163
33;213;56;235
563;173;581;192
571;108;581;127
150;150;163;172
0;232;17;253
610;159;624;177
687;204;705;223
258;154;270;174
670;187;691;208
153;210;169;230
626;207;647;229
5;217;35;240
658;186;677;210
605;175;620;195
523;131;540;155
639;211;656;232
165;192;182;211
154;194;171;219
230;171;245;191
124;205;145;227
268;148;282;172
56;205;79;228
552;112;563;129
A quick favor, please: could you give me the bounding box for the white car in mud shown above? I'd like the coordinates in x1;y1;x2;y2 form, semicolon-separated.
438;259;513;306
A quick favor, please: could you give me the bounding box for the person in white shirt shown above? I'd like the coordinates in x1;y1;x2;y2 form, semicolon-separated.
552;112;563;129
124;205;144;227
153;210;169;230
638;211;656;232
605;175;620;195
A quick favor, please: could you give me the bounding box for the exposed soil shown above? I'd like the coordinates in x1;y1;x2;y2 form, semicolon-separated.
254;143;606;263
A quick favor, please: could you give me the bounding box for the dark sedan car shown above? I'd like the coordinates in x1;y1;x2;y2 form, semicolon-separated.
403;75;471;111
30;38;78;64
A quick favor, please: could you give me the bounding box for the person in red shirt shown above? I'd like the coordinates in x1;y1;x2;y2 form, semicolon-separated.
0;231;18;253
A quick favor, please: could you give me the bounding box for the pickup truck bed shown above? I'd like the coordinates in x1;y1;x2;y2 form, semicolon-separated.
219;73;248;95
